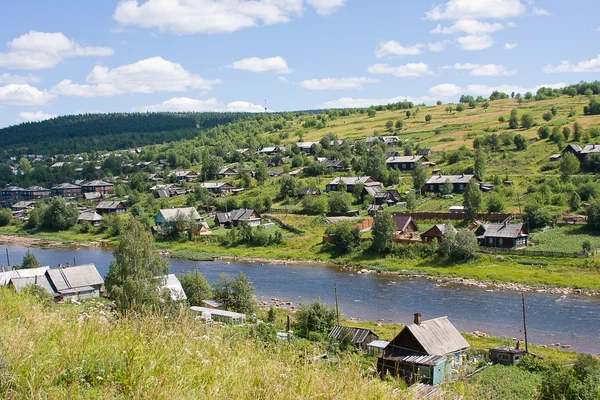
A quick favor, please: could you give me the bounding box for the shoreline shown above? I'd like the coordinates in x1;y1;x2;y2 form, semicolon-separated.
1;234;598;297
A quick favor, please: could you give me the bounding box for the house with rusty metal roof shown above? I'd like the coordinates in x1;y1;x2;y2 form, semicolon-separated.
377;314;470;385
329;325;379;351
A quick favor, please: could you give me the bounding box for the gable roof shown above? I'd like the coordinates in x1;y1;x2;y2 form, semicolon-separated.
10;274;55;295
421;224;457;237
82;180;112;187
405;316;470;356
78;211;103;222
96;201;126;210
477;222;527;239
0;266;50;285
392;215;418;232
329;325;378;344
46;264;104;292
230;208;260;222
159;274;187;301
386;155;426;163
580;144;600;154
158;207;201;222
425;174;476;185
328;176;375;186
52;183;81;189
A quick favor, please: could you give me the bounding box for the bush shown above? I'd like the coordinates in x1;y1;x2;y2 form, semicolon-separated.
586;200;600;229
213;272;255;315
486;193;505;213
0;208;12;227
294;300;337;338
328;192;351;216
41;197;78;231
179;271;212;306
538;125;551;140
524;203;551;229
439;228;478;261
520;113;535;129
325;221;361;253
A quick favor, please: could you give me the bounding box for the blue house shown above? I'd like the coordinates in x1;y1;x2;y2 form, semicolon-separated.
377;314;470;385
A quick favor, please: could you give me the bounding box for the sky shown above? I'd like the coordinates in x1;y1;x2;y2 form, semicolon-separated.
0;0;599;128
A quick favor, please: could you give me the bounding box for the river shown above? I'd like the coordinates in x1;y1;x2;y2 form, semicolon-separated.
2;245;599;354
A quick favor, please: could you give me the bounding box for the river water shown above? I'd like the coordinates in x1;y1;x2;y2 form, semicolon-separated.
2;245;599;354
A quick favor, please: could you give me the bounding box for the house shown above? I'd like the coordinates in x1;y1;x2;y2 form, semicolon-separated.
392;215;419;237
45;264;104;300
11;201;36;212
83;192;103;202
421;224;457;244
159;274;187;301
0;186;25;204
449;206;465;213
562;143;600;164
259;146;283;156
386;155;428;172
267;157;284;167
474;222;529;249
155;207;204;231
377;314;470;385
375;190;403;206
317;158;348;172
1;266;49;286
418;148;432;156
367;204;385;216
190;306;247;325
199;182;237;195
170;170;199;182
298;187;321;197
24;186;50;200
329;325;380;351
95;201;127;215
423;174;477;194
489;345;527;366
51;183;82;199
78;211;103;227
296;142;319;153
217;167;237;178
325;176;379;193
215;208;262;228
381;136;400;146
81;180;114;196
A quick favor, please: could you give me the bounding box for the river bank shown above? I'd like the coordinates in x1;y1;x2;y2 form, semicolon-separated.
2;233;599;296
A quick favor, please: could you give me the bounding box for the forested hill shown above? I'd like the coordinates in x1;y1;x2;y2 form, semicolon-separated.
0;112;251;156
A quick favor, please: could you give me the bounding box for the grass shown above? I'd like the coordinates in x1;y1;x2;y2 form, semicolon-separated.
531;224;600;252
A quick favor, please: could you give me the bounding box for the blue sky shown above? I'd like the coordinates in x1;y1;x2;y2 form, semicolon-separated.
0;0;599;128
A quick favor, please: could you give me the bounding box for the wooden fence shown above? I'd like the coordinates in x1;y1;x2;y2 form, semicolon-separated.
391;212;519;221
480;248;584;258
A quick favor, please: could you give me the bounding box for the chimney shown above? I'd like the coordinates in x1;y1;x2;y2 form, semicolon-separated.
414;313;422;325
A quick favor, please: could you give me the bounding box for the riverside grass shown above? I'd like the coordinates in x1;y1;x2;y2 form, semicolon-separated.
0;288;398;400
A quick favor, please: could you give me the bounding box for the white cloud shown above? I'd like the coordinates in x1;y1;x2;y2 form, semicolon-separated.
0;73;40;84
140;97;264;112
306;0;345;15
18;111;57;122
503;42;518;50
431;19;504;35
0;31;113;70
428;41;450;52
452;63;517;76
456;34;494;50
52;57;220;97
375;41;423;58
231;56;292;74
426;0;526;21
298;77;378;90
0;84;55;106
368;63;433;78
113;0;343;34
319;95;430;109
532;7;550;16
544;55;600;73
429;83;463;98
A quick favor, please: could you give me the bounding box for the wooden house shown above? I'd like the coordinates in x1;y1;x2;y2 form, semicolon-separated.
259;146;283;156
45;264;104;300
199;182;237;195
78;211;103;227
298;187;321;197
329;325;379;351
215;208;262;228
562;143;600;164
51;183;82;199
268;157;285;167
489;345;527;366
423;174;477;194
420;224;457;244
325;176;380;193
11;201;36;212
95;201;127;215
391;215;419;236
377;314;470;385
81;180;114;196
474;222;528;249
24;186;50;200
386;156;428;172
418;148;432;156
155;207;204;232
217;167;238;178
170;170;199;182
296;142;319;153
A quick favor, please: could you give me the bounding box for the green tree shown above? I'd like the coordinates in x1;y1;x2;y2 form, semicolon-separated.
586;200;600;229
570;191;581;212
19;157;31;173
482;102;489;111
573;122;582;141
363;145;388;182
498;116;505;123
520;113;535;129
406;191;418;211
456;103;465;112
538;125;551;139
212;272;256;315
508;109;519;129
367;107;376;117
563;126;571;141
371;212;396;253
439;229;478;261
411;161;428;195
524;203;551;229
279;175;298;199
513;134;528;150
425;114;432;124
325;221;361;253
385;120;394;132
436;100;442;105
352;182;365;201
474;148;486;181
255;161;268;185
486;193;505;212
294;300;337;338
42;197;78;231
560;152;580;179
105;218;170;314
179;271;213;306
0;208;11;227
395;119;404;130
21;250;42;269
405;110;412;118
468;100;477;109
441;179;454;196
542;112;553;122
301;195;327;215
463;180;483;219
551;105;558;116
328;191;351;215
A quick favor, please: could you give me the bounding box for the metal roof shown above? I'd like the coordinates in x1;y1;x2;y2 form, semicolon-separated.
328;176;375;185
10;274;56;296
477;223;526;239
0;266;49;285
367;340;390;349
159;274;187;301
190;306;247;319
393;354;447;366
46;264;104;292
82;180;112;187
425;174;475;185
329;325;377;344
158;207;201;222
386;155;425;163
78;211;103;222
405;316;470;356
52;183;81;189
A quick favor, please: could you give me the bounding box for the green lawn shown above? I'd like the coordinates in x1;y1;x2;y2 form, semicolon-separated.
531;224;600;252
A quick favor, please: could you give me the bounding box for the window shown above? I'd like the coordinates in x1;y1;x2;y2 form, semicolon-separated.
488;238;493;244
498;238;503;245
459;184;464;190
418;366;432;379
498;354;508;360
430;185;434;191
402;163;406;169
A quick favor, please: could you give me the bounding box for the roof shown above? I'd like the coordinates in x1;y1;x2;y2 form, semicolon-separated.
425;174;475;185
477;223;527;239
417;148;432;155
10;274;55;295
230;208;260;222
260;146;279;152
202;300;225;308
386;354;447;366
0;266;50;285
298;187;320;196
580;144;600;154
386;155;425;163
405;316;470;356
392;215;417;232
328;176;374;185
96;201;126;210
26;186;49;191
491;346;527;354
46;264;104;292
82;180;112;187
200;182;233;189
367;340;390;349
159;274;187;301
52;183;81;189
158;207;202;222
83;192;102;200
329;325;378;344
421;224;457;236
190;306;247;319
78;211;103;222
296;141;319;148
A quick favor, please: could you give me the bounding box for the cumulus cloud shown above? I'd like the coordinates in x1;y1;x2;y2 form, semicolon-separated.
452;63;517;76
298;77;378;90
456;34;494;51
18;111;57;122
375;41;423;58
431;82;567;99
0;73;40;84
0;84;55;106
431;19;505;35
306;0;345;15
532;7;550;16
319;95;430;109
0;31;113;70
140;97;264;113
231;56;292;74
113;0;344;35
368;63;433;78
428;41;450;52
503;43;518;50
544;55;600;73
52;57;220;97
426;0;526;20
429;83;463;98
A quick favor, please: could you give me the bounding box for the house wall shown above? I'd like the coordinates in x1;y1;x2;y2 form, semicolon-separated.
387;162;416;171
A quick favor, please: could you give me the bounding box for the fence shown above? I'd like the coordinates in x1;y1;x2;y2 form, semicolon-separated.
391;212;519;221
480;248;584;258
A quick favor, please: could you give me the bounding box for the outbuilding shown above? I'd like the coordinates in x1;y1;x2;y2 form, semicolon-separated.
328;325;380;351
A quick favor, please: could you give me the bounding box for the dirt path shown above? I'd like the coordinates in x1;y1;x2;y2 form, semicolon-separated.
0;234;104;249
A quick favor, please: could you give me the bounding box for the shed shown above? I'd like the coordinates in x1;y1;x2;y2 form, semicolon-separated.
367;340;390;356
328;325;380;351
45;264;104;300
391;215;419;236
190;306;247;325
95;201;127;215
489;345;527;366
421;224;457;244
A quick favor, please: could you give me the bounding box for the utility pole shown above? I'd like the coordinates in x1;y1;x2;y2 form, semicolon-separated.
334;283;340;325
6;248;10;268
521;292;529;353
287;315;291;343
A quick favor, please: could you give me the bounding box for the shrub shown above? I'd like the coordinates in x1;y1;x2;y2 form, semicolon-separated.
179;271;213;306
0;208;12;227
439;229;478;261
294;300;337;338
325;221;361;253
213;272;256;315
524;203;551;229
